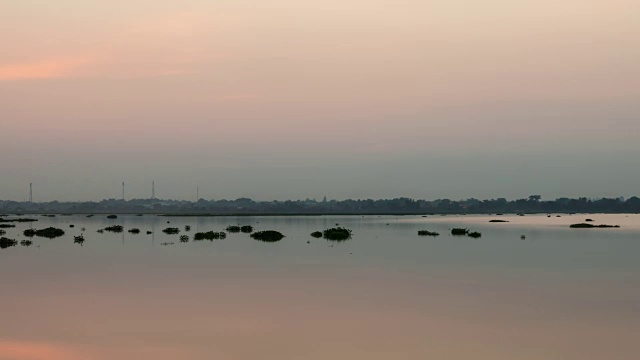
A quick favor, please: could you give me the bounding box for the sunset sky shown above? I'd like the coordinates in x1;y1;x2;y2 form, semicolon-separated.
1;1;638;201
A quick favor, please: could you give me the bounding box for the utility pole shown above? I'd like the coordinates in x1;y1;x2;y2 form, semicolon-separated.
29;183;33;202
196;186;199;202
122;182;125;201
152;181;155;199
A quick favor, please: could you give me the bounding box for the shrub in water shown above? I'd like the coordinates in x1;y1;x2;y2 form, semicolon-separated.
322;227;352;241
251;230;285;242
451;228;468;235
104;225;124;233
163;227;180;235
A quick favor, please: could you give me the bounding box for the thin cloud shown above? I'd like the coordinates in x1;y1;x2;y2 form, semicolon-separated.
0;57;92;81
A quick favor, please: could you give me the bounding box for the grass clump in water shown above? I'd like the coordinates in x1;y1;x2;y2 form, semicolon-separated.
251;230;285;242
0;237;18;249
74;235;85;245
226;225;241;233
489;220;509;223
418;230;440;236
20;240;33;247
32;227;65;238
104;225;124;233
162;227;180;235
128;228;141;234
184;225;191;232
451;228;468;235
310;231;323;238
322;227;352;241
107;215;118;219
240;225;253;233
468;231;482;238
194;231;226;240
179;235;189;243
0;224;16;228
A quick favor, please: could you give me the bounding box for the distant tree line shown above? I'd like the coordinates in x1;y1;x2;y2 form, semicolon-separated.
1;195;639;214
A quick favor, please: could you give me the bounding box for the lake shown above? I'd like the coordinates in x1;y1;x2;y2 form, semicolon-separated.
1;213;639;359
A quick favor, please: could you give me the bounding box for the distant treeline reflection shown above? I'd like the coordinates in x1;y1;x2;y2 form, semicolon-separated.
2;195;640;215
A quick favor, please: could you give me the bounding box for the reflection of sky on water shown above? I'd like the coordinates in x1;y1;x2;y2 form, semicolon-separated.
1;214;639;359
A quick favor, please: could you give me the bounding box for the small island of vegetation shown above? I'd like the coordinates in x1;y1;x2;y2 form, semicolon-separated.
162;227;180;234
451;228;468;235
418;230;440;236
26;227;66;238
104;225;124;233
322;227;352;241
194;231;226;240
1;237;18;249
251;230;285;242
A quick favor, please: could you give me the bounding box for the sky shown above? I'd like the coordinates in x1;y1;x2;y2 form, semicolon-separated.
0;0;638;202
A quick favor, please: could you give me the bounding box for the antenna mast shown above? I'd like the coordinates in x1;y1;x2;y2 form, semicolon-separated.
29;183;33;202
122;182;125;201
152;181;155;199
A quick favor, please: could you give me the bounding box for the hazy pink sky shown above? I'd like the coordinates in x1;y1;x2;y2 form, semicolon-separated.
1;1;638;201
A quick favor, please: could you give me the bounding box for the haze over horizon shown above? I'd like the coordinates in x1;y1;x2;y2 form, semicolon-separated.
1;1;638;202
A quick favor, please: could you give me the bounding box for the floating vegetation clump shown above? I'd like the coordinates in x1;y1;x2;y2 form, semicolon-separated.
161;242;174;246
24;229;36;237
0;229;5;236
193;231;226;240
0;224;16;228
489;220;509;223
310;231;323;238
570;223;620;229
451;228;469;236
179;235;189;243
74;235;85;245
184;225;191;232
162;227;180;235
146;231;153;235
322;227;352;241
86;214;94;218
418;230;440;236
104;225;124;233
20;240;33;247
585;219;594;222
97;229;104;233
240;225;253;233
0;237;18;249
69;225;75;228
251;230;285;242
468;231;482;238
33;227;65;238
128;228;141;234
107;215;118;219
226;225;241;233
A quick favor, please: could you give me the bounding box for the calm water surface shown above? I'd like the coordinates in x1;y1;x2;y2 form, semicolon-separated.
1;214;639;360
